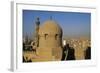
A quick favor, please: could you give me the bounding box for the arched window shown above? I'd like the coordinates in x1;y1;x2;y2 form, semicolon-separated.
55;34;58;40
44;34;48;40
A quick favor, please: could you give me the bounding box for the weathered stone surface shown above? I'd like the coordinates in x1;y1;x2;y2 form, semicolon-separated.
36;20;63;61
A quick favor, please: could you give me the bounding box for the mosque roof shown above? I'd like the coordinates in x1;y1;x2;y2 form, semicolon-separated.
39;20;62;35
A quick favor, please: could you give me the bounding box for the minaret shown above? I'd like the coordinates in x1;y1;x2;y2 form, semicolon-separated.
35;17;40;47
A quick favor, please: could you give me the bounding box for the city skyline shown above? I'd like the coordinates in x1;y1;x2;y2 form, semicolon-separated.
23;10;91;39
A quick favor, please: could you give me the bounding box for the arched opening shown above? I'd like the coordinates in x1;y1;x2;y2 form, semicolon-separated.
44;34;48;40
55;34;58;40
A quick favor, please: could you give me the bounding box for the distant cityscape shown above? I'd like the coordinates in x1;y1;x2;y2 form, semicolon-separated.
23;32;91;62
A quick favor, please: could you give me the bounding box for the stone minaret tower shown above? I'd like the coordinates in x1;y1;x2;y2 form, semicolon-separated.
35;17;40;47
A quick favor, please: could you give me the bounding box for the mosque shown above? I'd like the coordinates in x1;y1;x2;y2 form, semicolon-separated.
23;17;91;62
33;17;63;61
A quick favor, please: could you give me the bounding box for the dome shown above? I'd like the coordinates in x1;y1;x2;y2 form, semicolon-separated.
39;20;62;35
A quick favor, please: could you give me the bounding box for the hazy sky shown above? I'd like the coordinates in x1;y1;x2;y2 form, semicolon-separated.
23;10;91;38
